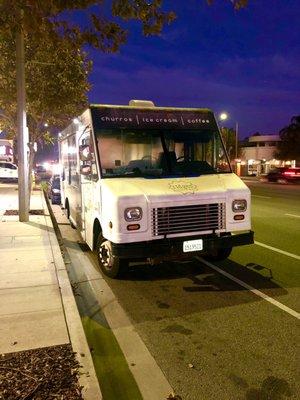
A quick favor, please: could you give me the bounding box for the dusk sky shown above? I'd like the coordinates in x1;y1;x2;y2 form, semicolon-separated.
88;0;300;139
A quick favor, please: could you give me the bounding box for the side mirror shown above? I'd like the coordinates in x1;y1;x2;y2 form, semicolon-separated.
80;165;91;176
79;144;92;161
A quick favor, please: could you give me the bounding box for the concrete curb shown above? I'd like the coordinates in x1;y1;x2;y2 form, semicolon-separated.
42;192;102;400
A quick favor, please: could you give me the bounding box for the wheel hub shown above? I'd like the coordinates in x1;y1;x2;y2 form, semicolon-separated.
99;242;113;269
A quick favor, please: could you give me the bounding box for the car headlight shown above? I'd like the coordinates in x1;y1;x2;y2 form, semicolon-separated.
232;199;247;212
124;207;143;221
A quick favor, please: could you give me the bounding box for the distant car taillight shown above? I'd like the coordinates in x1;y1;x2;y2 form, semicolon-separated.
283;171;295;176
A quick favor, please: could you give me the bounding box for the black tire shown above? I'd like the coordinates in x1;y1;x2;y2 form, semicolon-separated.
204;247;232;261
95;235;128;278
65;201;76;229
65;201;70;218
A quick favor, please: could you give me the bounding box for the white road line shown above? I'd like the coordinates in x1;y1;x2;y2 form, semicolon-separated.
196;257;300;320
255;241;300;261
285;213;300;218
252;195;271;198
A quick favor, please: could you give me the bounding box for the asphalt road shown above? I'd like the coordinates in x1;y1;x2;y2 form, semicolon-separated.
51;180;300;400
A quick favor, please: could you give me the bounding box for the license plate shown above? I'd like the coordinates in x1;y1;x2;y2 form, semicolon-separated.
183;239;203;253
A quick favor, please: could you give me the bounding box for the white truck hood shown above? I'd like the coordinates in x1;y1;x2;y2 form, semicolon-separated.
101;173;249;202
100;173;251;243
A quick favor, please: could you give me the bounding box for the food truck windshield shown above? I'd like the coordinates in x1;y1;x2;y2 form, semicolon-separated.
96;128;231;179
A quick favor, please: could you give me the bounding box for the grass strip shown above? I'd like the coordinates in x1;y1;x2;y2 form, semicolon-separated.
82;316;143;400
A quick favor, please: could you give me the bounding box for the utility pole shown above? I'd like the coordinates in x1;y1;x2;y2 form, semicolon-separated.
16;11;29;222
235;121;239;159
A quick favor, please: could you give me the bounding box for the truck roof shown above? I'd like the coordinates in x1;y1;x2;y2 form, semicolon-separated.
89;103;213;114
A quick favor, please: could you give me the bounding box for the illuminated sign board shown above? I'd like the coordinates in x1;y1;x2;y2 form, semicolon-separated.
91;107;217;131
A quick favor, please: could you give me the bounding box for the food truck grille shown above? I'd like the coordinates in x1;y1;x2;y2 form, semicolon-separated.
151;203;225;236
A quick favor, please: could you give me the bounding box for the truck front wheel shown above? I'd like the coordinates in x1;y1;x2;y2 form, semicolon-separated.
96;236;128;278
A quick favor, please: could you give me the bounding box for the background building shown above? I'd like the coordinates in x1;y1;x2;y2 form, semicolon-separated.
239;134;294;175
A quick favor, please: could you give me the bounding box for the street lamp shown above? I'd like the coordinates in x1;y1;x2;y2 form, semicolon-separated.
218;112;238;159
218;112;229;153
219;112;228;121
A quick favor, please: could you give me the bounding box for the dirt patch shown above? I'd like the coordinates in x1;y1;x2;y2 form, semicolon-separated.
156;300;170;309
0;344;83;399
4;209;45;216
161;324;193;335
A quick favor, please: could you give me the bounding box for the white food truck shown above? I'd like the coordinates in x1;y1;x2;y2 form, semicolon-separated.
59;100;253;278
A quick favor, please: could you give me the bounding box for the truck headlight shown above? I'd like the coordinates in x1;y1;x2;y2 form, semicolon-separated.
232;199;247;212
124;207;143;221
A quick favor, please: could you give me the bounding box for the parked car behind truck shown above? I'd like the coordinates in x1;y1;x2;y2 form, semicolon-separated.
47;175;61;204
264;167;300;184
0;161;18;182
59;100;254;278
34;165;52;182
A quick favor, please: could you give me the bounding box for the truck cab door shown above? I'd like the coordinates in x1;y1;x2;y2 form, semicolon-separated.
79;130;99;247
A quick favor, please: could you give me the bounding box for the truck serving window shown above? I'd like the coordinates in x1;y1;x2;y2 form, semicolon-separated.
96;129;231;178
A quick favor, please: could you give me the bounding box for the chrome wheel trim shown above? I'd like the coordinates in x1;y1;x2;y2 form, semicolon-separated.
99;241;113;269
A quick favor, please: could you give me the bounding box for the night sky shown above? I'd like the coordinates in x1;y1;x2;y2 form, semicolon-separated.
88;0;300;139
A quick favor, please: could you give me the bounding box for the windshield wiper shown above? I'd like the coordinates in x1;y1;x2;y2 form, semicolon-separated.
104;172;137;178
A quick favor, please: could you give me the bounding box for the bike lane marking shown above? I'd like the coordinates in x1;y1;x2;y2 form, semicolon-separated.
254;241;300;261
285;213;300;219
196;257;300;320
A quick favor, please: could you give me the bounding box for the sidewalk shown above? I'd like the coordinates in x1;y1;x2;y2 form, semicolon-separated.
0;184;101;399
